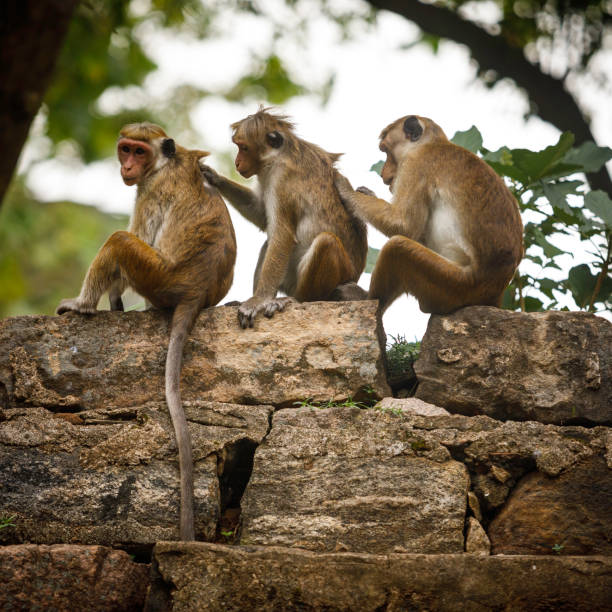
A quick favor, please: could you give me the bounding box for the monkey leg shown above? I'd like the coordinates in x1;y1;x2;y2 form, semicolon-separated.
294;232;355;302
57;231;177;315
369;235;478;314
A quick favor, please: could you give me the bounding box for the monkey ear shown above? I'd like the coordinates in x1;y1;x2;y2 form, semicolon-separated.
161;138;176;158
266;131;284;149
194;150;210;160
403;116;423;142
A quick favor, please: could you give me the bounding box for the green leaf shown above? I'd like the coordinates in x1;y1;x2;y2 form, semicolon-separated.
450;126;483;154
511;132;575;185
365;246;379;273
523;296;545;312
563;142;612;173
584;191;612;227
538;278;558;300
526;224;566;259
370;160;384;176
483;147;529;184
541;181;582;214
566;264;599;308
225;54;305;104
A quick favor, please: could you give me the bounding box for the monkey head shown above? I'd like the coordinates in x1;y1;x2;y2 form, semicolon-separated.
117;122;175;186
378;115;446;190
230;107;294;178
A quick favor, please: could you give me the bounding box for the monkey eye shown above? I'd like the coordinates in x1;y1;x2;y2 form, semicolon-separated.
121;145;130;153
135;147;145;155
239;145;248;152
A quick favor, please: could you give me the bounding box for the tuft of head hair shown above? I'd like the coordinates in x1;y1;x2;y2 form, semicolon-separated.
231;106;296;144
119;122;168;141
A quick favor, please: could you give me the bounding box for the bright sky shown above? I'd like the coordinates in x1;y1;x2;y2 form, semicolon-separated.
22;0;612;339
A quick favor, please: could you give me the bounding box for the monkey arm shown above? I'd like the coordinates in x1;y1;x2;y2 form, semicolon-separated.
253;224;296;298
201;165;267;231
335;173;413;238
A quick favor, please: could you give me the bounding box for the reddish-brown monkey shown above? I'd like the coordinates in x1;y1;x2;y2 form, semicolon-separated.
201;107;368;328
335;115;523;314
57;122;237;540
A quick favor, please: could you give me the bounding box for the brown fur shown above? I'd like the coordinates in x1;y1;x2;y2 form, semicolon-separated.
335;114;523;314
201;108;367;328
57;123;237;540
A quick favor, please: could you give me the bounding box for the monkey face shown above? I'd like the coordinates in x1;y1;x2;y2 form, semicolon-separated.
117;138;154;186
232;138;259;178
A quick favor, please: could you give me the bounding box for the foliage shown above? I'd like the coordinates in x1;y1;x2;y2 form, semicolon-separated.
368;129;612;313
409;0;610;84
293;396;374;410
0;515;16;530
0;181;128;317
386;334;420;380
454;128;612;313
38;0;374;163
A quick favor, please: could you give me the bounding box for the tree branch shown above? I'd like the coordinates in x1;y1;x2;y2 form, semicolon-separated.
367;0;611;194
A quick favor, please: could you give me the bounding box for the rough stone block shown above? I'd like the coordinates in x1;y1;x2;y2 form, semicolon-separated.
240;406;469;553
415;307;612;425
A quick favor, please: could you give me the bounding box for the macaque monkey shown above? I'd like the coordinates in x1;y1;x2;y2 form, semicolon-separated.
200;107;368;328
56;122;237;541
335;115;523;314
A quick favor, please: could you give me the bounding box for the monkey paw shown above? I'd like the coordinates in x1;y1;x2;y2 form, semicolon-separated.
56;298;97;315
237;296;294;328
199;163;218;186
356;186;376;197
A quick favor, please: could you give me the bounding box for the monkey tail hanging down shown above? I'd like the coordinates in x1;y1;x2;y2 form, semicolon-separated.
57;122;236;540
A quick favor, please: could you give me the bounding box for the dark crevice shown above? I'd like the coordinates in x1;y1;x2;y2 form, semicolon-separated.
214;411;275;544
144;555;173;612
215;438;258;543
115;543;154;564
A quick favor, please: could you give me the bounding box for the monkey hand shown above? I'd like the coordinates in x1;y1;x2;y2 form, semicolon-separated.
56;298;97;315
200;163;219;186
237;296;294;328
356;186;376;197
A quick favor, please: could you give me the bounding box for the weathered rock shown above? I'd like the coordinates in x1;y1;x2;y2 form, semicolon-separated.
465;517;490;555
377;396;450;416
0;401;272;545
415;307;612;425
240;406;470;553
0;301;389;410
489;455;612;555
0;544;149;611
150;542;612;612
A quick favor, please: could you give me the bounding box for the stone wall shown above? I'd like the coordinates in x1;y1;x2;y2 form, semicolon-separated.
1;302;610;610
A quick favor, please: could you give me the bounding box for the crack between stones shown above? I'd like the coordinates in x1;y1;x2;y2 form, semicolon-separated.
213;408;275;545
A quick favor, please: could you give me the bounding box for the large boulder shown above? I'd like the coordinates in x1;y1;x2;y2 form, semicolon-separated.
0;401;272;545
241;406;611;556
150;542;612;612
0;544;149;611
415;307;612;425
239;406;470;554
0;301;390;410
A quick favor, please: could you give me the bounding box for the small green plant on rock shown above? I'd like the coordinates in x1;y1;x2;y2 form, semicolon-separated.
0;515;16;530
385;335;420;395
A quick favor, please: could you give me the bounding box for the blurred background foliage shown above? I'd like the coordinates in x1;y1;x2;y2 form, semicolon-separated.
0;0;610;318
0;181;128;317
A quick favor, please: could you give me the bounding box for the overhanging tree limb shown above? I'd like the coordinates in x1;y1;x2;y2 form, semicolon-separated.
366;0;611;194
0;0;79;206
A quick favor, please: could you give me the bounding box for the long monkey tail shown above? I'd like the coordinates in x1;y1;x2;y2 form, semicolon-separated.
165;300;201;541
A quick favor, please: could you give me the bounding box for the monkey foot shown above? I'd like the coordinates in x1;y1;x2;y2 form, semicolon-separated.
56;299;97;315
238;296;295;328
329;282;368;302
